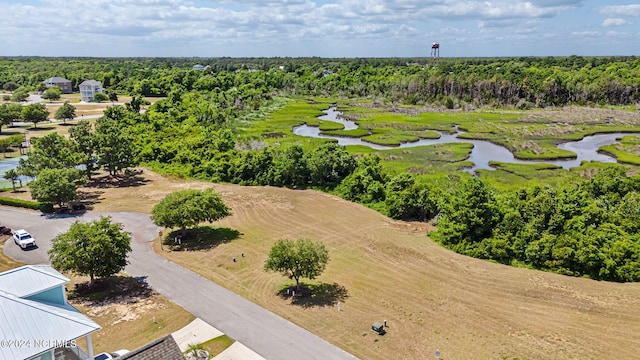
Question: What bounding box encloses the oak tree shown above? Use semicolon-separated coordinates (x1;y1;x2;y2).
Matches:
48;216;132;283
29;168;84;208
21;103;49;128
151;188;231;236
54;101;76;124
264;238;329;290
42;86;62;101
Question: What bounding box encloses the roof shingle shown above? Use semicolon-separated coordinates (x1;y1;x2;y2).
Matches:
119;335;184;360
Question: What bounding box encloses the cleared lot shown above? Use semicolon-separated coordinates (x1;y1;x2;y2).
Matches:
16;168;635;360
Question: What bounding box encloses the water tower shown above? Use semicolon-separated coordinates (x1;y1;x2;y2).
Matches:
431;42;440;60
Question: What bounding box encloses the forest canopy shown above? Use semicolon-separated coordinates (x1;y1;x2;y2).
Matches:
1;56;639;106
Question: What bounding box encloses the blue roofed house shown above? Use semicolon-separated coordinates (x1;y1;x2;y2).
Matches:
0;265;101;360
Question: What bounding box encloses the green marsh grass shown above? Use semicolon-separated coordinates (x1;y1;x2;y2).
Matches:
241;100;640;188
349;143;474;175
321;128;370;137
599;135;640;165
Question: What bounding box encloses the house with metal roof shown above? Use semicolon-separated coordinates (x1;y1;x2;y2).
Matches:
44;77;72;94
79;80;104;102
0;265;101;360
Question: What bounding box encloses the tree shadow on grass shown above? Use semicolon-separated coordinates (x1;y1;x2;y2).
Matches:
164;226;241;251
67;275;153;305
1;128;27;136
76;189;104;209
278;282;349;308
88;170;149;188
26;126;54;132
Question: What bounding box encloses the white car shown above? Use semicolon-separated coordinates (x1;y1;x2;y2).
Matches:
13;229;36;249
94;349;129;360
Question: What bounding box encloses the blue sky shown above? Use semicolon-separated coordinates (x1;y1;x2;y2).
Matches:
1;0;638;57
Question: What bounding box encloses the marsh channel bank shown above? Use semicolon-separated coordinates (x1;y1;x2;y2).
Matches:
293;107;635;173
0;108;634;178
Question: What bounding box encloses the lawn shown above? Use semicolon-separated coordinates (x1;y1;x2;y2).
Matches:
194;335;235;357
147;173;640;360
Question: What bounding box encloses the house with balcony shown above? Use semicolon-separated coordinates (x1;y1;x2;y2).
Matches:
0;265;101;360
44;77;72;94
79;80;104;102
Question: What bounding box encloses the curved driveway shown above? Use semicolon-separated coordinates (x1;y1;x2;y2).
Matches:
1;207;357;360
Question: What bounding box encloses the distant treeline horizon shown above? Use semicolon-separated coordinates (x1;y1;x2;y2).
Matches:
2;55;639;107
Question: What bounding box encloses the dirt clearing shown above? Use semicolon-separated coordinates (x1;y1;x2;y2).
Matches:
68;275;194;354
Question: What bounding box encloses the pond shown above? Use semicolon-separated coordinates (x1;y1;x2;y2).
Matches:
293;107;636;172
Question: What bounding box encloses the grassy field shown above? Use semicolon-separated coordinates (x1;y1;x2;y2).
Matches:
239;98;331;139
35;168;639;360
350;142;474;176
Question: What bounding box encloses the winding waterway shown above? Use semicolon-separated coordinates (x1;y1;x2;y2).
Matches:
0;108;635;178
293;107;637;172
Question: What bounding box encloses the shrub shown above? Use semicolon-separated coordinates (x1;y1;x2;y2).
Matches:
444;97;454;109
0;196;53;213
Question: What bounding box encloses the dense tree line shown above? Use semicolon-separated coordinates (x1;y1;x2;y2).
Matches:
433;168;640;282
148;140;358;189
1;56;639;107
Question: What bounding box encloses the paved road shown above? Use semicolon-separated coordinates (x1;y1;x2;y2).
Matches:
1;207;357;360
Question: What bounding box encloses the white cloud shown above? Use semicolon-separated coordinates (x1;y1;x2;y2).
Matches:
599;4;640;17
571;31;600;37
605;30;628;37
0;0;636;56
479;18;541;29
602;18;627;27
